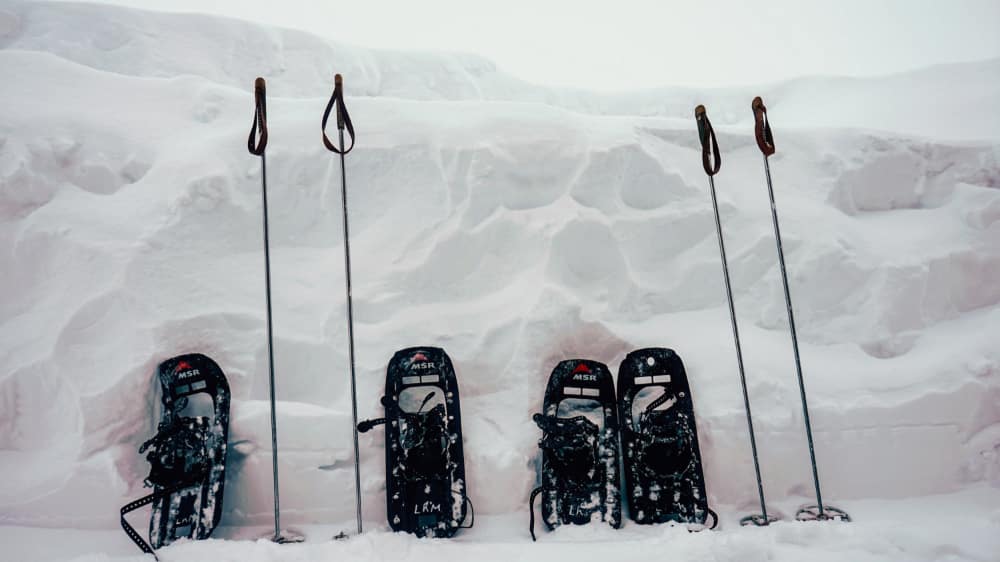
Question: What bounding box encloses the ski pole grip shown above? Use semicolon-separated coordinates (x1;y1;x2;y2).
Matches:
322;73;356;154
247;77;268;156
694;105;721;176
335;74;345;130
752;96;775;156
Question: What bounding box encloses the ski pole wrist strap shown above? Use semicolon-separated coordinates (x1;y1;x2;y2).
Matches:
752;96;775;156
694;105;721;176
322;73;356;154
248;77;268;156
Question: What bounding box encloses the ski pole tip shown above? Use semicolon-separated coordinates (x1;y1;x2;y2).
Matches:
335;73;343;87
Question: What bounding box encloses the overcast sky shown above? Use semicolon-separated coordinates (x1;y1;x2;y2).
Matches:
81;0;1000;91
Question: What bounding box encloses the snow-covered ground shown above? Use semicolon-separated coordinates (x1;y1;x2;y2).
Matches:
1;1;998;561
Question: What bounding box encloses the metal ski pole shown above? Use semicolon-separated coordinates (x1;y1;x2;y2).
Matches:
322;74;363;536
695;105;777;526
248;78;306;544
751;97;849;522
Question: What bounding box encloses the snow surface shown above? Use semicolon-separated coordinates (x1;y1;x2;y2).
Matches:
1;1;999;561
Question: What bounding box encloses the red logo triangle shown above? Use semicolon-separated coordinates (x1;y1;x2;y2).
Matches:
175;361;192;372
572;363;591;374
411;353;428;362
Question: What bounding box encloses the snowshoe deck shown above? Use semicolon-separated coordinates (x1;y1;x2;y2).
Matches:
358;347;471;537
121;353;230;556
617;348;715;527
530;359;621;540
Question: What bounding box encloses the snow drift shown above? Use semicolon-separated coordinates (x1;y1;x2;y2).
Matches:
0;1;999;559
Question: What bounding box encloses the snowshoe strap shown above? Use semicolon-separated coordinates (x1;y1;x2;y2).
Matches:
358;395;395;432
358;392;437;431
120;479;194;560
752;96;775;156
637;410;692;476
357;417;386;433
533;413;599;435
140;416;212;488
400;404;449;478
533;414;600;485
456;491;475;529
322;74;356;155
706;506;719;530
695;105;721;176
528;486;544;542
416;391;436;413
248;77;268;156
643;388;673;414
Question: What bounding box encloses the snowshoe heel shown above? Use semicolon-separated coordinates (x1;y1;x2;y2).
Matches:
530;359;621;540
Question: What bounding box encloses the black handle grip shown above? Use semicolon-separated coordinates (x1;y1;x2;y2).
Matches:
695;104;721;176
248;77;268;156
752;96;775;156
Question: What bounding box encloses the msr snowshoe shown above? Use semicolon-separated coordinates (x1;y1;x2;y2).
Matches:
617;348;716;528
121;353;231;557
529;359;621;540
358;347;472;537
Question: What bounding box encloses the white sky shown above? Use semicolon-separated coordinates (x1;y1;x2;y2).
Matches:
75;0;1000;91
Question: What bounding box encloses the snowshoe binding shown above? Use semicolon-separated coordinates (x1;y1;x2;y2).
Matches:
617;348;716;528
357;347;472;537
120;353;231;557
529;359;621;540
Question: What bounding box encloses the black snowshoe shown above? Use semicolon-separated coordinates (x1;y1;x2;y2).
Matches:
121;353;231;557
617;348;716;528
358;347;472;537
529;359;621;540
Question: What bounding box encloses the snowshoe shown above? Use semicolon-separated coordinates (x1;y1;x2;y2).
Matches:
120;353;231;557
529;359;621;540
357;347;472;537
617;348;716;528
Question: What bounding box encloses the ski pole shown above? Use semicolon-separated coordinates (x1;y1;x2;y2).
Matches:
322;73;363;535
695;105;776;526
751;96;849;522
248;78;305;544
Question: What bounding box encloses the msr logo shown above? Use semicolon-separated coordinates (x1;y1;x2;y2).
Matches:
409;353;435;370
173;361;200;379
571;363;595;381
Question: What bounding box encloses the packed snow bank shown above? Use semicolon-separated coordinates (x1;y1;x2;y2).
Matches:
1;1;999;558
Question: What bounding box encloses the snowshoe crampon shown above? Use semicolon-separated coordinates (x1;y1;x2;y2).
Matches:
121;354;231;556
529;359;621;540
618;348;716;528
358;347;472;537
